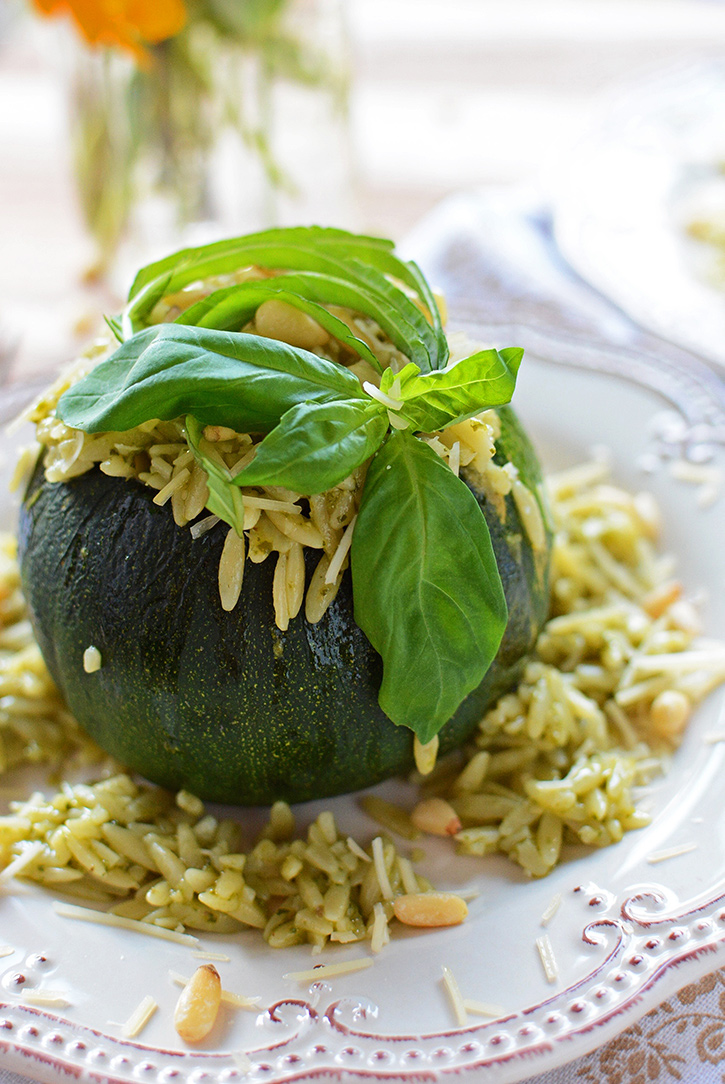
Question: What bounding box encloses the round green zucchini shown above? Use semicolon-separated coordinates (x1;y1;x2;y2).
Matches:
18;405;550;805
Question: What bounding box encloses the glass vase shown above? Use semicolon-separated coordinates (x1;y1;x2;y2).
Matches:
67;0;354;285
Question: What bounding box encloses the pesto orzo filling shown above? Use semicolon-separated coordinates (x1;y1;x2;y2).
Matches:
20;282;545;632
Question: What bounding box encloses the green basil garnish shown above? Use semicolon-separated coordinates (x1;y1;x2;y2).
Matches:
385;347;524;432
236;399;389;494
123;226;447;371
351;430;508;739
128;226;395;299
57;323;364;435
176;279;384;372
55;227;528;745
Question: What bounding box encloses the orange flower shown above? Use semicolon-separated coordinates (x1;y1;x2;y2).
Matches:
32;0;187;59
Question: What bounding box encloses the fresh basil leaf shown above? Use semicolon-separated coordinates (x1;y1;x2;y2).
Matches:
399;259;447;364
237;398;389;495
121;272;172;340
380;347;523;432
351;429;508;742
124;228;447;369
104;315;124;344
128;226;396;300
125;242;363;332
57;323;365;434
342;259;445;372
126;233;399;331
185;415;245;536
176;278;382;372
176;267;442;371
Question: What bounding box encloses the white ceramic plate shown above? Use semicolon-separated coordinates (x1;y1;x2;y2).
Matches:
1;333;725;1084
553;61;725;368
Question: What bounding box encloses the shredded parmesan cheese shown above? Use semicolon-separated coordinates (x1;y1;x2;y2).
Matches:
441;965;468;1026
397;856;419;895
232;1051;253;1073
540;893;562;927
629;649;725;676
122;995;158;1038
669;459;722;488
324;515;357;585
220;991;263;1010
0;946;14;958
463;998;505;1018
192;950;231;962
370;901;390;954
241;495;302;514
190;514;219;539
646;843;698;864
153;467;190;506
282;957;374;982
371;836;394;900
53;901;199;945
536;934;558;983
20;991;72;1008
346;837;371;862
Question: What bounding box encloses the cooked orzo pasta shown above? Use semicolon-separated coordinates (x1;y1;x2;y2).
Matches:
1;455;724;944
420;458;725;877
19;338;536;633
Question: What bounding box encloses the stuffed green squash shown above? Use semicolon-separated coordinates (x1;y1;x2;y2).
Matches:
18;227;551;804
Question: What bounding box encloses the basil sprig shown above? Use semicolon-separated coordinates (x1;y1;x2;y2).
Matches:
55;227;529;743
237;348;521;494
122;226;447;372
351;430;508;742
58;324;365;434
381;349;524;432
237;399;390;494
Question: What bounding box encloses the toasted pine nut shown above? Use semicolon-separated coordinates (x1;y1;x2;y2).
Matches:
650;689;691;739
255;299;329;350
393;892;468;928
411;797;461;837
174;964;222;1043
642;580;682;619
203;425;237;442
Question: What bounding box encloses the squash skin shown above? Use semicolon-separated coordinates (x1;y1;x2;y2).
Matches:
18;406;550;805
